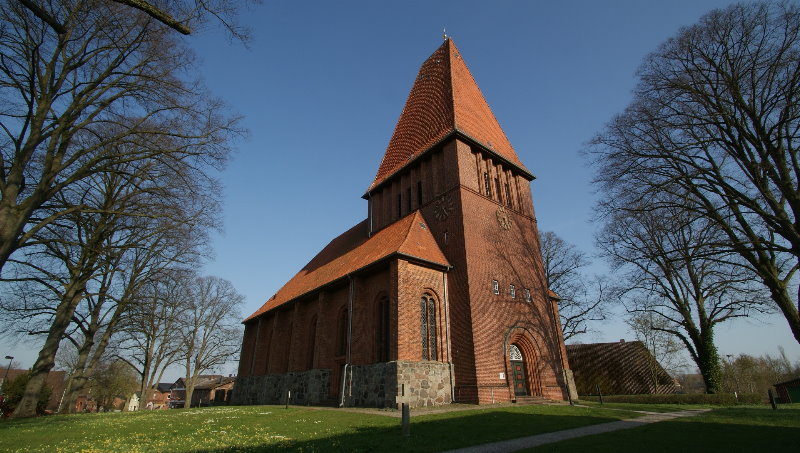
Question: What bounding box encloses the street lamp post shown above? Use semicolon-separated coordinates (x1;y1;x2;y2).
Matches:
2;356;13;396
726;354;739;401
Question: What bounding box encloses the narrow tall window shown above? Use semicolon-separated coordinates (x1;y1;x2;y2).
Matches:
492;280;500;295
495;177;502;204
420;295;438;360
337;307;348;356
484;172;492;198
505;183;513;208
524;288;532;303
397;193;402;218
428;299;437;359
407;187;412;211
510;284;516;299
420;298;428;359
376;297;390;362
417;181;423;206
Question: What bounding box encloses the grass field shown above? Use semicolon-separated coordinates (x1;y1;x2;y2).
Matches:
0;404;641;452
530;404;800;453
1;403;796;452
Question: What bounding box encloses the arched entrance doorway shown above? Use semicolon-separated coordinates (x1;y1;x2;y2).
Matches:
509;344;528;396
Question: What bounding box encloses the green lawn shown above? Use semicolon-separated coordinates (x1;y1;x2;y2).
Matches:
0;404;641;452
4;403;795;452
574;401;719;413
528;405;800;452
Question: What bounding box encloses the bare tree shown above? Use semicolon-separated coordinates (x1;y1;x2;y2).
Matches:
116;270;189;408
627;312;688;384
1;0;245;418
721;348;800;397
597;203;769;393
17;0;255;38
179;275;243;408
588;2;800;343
0;0;240;276
3;142;215;417
59;222;202;414
540;231;607;340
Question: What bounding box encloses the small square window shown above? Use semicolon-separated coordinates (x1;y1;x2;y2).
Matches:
510;284;516;299
492;280;499;295
524;289;531;303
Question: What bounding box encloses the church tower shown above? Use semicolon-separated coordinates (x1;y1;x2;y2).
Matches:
234;39;574;408
364;38;573;403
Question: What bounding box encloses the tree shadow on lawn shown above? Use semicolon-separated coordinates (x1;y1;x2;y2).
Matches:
195;409;627;453
528;407;800;452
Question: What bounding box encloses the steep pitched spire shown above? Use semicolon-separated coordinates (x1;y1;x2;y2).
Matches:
368;39;530;192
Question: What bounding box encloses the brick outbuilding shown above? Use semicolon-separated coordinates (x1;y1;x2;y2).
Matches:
234;38;575;408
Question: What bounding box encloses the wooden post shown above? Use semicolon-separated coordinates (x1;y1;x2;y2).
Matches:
285;390;291;409
768;389;777;410
596;384;603;405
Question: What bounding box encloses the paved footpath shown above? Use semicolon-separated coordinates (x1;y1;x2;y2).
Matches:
442;408;711;453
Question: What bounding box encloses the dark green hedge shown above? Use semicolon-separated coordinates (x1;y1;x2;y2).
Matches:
578;393;762;405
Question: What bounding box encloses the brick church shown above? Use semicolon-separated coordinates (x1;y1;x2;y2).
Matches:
233;38;576;408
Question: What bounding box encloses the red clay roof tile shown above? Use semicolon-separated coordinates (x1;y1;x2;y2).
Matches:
368;39;529;192
245;211;448;321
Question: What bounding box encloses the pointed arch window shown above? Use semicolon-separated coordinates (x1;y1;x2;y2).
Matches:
420;294;438;360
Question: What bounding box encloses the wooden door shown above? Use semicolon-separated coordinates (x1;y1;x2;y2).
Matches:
511;360;528;396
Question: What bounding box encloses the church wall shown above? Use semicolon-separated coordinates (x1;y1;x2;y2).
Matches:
231;369;331;406
415;138;479;401
267;308;293;374
369;146;450;234
407;136;567;404
253;313;275;376
316;283;349;398
238;321;257;377
349;267;392;365
456;161;569;402
342;360;452;408
395;259;448;362
287;297;318;372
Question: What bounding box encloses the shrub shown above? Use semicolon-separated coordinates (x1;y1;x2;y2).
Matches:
0;372;53;417
578;393;761;405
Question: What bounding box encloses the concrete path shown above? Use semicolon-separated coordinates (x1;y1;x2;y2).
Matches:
442;409;711;453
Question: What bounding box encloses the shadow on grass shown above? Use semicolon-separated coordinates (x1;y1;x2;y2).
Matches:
528;407;800;452
194;410;625;453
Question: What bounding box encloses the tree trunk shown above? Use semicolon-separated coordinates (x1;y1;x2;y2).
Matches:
769;278;800;344
0;199;28;275
183;382;195;409
695;331;722;394
12;286;85;418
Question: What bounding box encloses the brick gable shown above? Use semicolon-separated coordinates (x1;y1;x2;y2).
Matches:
245;211;448;321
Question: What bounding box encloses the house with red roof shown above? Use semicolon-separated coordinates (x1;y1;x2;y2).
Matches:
233;38;575;408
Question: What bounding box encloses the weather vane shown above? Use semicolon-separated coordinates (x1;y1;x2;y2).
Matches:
443;28;448;40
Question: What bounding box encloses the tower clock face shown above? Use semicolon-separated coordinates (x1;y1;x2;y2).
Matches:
434;195;454;221
496;206;513;230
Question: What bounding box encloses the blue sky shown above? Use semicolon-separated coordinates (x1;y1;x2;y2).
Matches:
4;1;799;375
